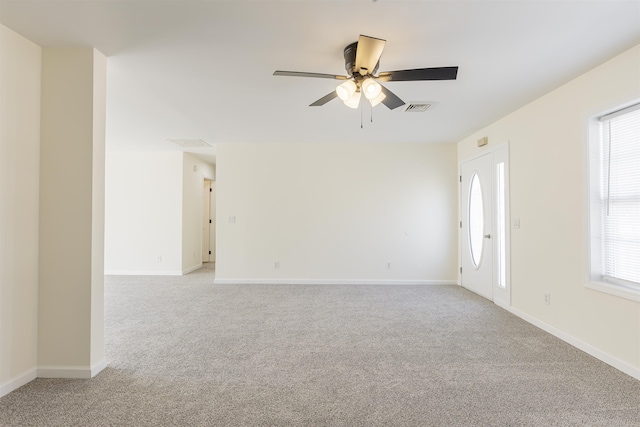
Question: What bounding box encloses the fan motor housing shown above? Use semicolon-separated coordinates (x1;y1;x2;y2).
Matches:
344;41;379;77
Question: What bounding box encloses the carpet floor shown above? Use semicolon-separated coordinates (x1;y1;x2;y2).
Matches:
1;264;639;426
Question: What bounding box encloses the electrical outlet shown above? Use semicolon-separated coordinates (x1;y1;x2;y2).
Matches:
157;255;162;263
544;292;551;306
386;262;392;269
274;261;280;269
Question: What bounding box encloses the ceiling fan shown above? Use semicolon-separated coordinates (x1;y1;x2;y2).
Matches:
274;35;458;110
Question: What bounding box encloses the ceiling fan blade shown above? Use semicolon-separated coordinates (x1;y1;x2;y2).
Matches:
355;35;386;76
377;66;458;82
274;70;348;80
309;91;338;107
379;84;405;110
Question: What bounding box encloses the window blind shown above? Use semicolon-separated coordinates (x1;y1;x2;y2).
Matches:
599;104;640;288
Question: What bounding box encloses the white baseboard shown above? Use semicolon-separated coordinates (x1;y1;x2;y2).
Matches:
105;270;182;276
494;298;511;311
182;263;202;275
37;366;91;379
37;359;108;379
509;307;640;381
91;358;108;377
0;368;37;398
213;278;458;286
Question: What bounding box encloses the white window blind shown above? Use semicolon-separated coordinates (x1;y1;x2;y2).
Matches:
598;104;640;288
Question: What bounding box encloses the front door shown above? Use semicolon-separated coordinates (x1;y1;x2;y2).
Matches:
460;153;494;300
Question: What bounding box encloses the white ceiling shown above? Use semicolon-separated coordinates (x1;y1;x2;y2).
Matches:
2;1;639;164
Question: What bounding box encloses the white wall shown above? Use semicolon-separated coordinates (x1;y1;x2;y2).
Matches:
215;142;458;284
38;47;107;376
457;44;640;377
182;153;215;274
0;24;41;396
105;151;183;275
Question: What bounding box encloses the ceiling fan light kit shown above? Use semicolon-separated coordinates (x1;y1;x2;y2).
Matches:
362;78;382;100
336;80;357;101
369;91;386;107
343;91;361;109
273;34;459;114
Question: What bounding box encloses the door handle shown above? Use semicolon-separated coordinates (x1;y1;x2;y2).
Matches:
484;234;491;239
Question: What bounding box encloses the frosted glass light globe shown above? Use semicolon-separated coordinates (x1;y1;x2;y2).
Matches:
362;78;382;100
336;80;357;101
343;91;361;109
369;91;386;107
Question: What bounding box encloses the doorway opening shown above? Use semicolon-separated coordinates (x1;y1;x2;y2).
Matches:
202;179;216;267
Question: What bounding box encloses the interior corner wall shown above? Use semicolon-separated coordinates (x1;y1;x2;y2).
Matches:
104;151;184;275
215;142;458;284
457;44;640;377
181;153;215;274
38;47;107;376
0;24;41;396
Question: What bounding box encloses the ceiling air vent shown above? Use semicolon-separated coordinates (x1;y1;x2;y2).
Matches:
404;103;431;112
167;139;212;148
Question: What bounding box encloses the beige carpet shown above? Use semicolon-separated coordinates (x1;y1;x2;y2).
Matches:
1;264;639;426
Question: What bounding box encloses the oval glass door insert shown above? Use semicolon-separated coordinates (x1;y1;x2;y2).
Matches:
468;172;484;267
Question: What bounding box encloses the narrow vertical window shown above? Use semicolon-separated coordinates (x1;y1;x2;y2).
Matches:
468;172;484;267
496;162;506;288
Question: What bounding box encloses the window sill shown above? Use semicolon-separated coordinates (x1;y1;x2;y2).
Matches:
585;281;640;302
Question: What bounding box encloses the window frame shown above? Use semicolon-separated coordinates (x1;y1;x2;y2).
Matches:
586;101;640;302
